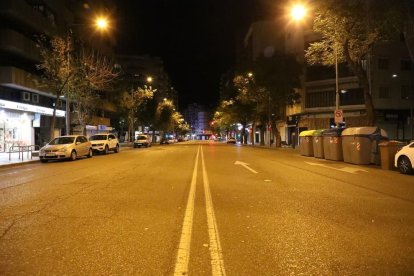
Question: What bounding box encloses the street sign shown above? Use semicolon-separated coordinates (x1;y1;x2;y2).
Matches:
334;109;343;124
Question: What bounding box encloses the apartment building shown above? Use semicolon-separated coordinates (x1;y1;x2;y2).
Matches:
183;103;210;139
286;25;414;142
0;0;117;150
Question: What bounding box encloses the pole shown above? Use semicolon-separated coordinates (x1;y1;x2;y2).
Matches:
65;31;71;136
411;89;413;140
335;45;340;127
335;47;339;111
268;95;271;146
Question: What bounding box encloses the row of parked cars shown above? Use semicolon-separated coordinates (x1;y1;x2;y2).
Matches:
38;134;120;163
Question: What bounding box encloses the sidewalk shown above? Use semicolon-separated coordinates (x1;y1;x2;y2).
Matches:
0;151;39;168
0;143;135;169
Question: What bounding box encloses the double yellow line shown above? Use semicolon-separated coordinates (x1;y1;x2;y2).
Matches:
174;146;226;276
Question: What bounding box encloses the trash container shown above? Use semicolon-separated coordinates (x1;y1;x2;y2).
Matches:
341;127;388;165
299;130;317;156
379;140;406;170
322;128;345;161
312;129;326;158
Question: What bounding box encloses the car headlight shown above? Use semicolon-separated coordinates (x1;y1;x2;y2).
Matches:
59;147;68;152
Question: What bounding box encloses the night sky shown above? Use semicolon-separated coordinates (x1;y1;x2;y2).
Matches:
115;0;277;110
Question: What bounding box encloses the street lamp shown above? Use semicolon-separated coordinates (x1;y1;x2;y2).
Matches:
290;4;307;21
64;16;112;135
290;4;341;126
147;76;153;83
95;17;109;31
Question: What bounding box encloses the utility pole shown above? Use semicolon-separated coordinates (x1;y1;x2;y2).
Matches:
65;32;71;136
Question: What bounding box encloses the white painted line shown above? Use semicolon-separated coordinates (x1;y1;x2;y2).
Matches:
174;146;200;276
234;161;258;174
201;147;226;276
305;161;369;174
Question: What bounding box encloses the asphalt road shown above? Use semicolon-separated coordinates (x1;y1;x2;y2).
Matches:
0;141;413;275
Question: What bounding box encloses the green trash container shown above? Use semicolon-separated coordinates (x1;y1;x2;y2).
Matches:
299;130;317;156
322;128;345;161
341;127;388;165
312;129;326;158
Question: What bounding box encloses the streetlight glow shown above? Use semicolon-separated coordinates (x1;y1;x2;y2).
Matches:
291;4;307;21
95;17;109;30
147;76;153;83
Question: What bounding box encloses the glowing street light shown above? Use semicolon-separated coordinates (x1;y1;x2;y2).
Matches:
291;4;307;21
95;17;109;30
147;76;153;83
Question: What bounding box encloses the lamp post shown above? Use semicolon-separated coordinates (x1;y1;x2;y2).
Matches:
65;16;110;135
290;4;342;127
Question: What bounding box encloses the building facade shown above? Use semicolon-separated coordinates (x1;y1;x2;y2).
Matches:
183;103;211;139
0;0;117;150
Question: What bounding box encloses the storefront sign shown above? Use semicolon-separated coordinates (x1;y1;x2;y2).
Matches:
0;99;65;117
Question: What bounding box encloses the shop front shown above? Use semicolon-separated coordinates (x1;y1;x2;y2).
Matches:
0;99;65;152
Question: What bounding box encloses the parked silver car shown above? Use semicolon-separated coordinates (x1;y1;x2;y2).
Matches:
39;135;93;163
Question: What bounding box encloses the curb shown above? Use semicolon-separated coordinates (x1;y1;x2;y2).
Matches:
0;159;40;169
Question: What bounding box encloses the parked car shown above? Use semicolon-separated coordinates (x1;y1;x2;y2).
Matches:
395;141;414;174
160;138;170;144
89;134;119;154
39;135;92;162
227;137;237;144
134;134;151;148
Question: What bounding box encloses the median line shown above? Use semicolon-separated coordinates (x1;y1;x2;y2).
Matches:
201;146;226;276
174;145;200;276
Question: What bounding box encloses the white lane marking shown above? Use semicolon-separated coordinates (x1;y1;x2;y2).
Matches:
201;147;226;276
305;161;369;174
234;161;258;174
174;146;200;276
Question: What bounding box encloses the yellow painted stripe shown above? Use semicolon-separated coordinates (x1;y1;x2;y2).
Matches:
174;146;200;276
201;146;226;276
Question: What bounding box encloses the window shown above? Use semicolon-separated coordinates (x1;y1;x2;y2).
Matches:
77;136;87;143
379;87;390;99
378;58;389;70
32;93;39;103
22;92;30;101
401;85;412;99
400;59;411;71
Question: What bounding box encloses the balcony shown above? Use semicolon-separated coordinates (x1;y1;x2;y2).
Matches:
0;0;57;35
0;28;40;63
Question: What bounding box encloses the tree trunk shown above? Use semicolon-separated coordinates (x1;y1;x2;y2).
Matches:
344;40;375;126
251;122;255;145
49;95;59;140
152;129;156;143
272;121;282;148
259;126;265;146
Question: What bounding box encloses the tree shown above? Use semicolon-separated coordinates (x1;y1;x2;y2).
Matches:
155;99;176;136
305;0;401;126
37;35;119;138
212;100;239;138
36;34;74;140
253;53;301;146
119;85;155;141
71;47;119;134
233;74;267;144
